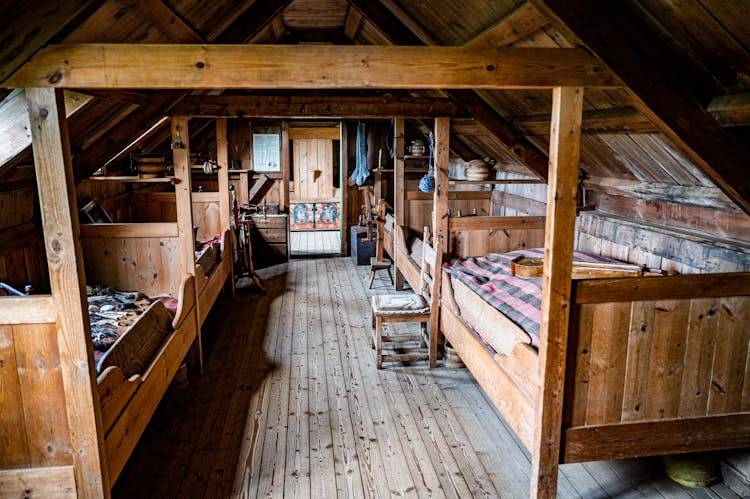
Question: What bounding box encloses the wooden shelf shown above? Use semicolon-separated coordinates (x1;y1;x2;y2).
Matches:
402;155;430;159
373;168;427;174
85;176;180;184
448;179;546;185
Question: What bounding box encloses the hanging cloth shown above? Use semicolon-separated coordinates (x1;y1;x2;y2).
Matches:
353;121;370;186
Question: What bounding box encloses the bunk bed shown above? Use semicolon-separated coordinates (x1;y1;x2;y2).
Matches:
79;222;198;482
437;213;750;492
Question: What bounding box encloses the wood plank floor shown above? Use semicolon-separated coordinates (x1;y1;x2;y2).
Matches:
290;230;341;256
114;257;740;498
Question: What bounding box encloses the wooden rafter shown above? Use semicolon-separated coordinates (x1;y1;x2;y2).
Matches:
0;0;105;82
2;44;616;90
348;0;552;179
530;0;750;215
131;0;205;43
344;6;364;40
212;0;295;44
169;94;465;118
466;2;548;48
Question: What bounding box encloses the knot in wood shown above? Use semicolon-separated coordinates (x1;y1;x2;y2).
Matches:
48;71;63;84
195;61;205;69
50;238;63;253
38;108;49;119
486;64;495;71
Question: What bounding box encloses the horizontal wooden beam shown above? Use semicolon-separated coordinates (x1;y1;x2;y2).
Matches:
582;176;738;212
169;94;465;118
0;465;76;497
3;44;619;90
563;414;750;463
0;296;56;324
573;272;750;304
406;191;493;201
79;222;179;238
448;215;546;231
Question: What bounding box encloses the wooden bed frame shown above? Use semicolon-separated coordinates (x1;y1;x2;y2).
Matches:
79;222;199;482
195;227;233;326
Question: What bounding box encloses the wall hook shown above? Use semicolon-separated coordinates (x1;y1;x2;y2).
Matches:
172;126;185;149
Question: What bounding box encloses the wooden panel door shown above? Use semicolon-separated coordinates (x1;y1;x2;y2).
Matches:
292;139;334;201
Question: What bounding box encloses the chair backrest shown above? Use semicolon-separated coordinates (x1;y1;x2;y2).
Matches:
375;199;387;261
418;226;441;306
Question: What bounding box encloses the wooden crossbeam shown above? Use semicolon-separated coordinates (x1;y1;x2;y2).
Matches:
531;0;750;215
2;44;618;90
169;94;465;118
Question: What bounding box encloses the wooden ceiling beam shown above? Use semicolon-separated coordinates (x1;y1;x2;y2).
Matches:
130;0;205;43
348;0;552;179
0;0;105;83
169;94;465;118
465;2;548;48
3;44;617;90
211;0;295;44
344;7;364;41
531;0;750;215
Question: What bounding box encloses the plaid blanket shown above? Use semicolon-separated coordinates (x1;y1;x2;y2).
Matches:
443;248;613;347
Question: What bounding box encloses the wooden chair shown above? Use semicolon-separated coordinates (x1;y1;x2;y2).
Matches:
370;226;441;369
369;199;393;288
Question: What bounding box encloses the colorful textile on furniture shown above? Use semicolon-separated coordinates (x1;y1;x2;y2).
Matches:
443;248;614;347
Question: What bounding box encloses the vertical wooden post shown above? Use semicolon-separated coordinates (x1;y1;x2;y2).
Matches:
530;86;584;499
339;120;348;255
393;117;405;290
281;119;290;214
27;88;109;498
430;117;450;367
216;118;235;295
172;116;201;370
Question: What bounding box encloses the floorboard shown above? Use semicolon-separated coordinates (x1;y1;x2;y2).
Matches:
113;257;739;498
290;231;341;256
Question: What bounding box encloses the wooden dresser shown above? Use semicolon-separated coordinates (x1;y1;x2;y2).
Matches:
249;214;289;267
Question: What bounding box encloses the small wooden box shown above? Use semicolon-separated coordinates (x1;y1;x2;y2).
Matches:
350;226;376;266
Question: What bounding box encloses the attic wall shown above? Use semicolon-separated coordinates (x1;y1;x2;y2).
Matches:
489;172;750;274
0;183;49;292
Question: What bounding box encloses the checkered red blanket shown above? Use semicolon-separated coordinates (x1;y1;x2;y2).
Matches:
443;248;613;347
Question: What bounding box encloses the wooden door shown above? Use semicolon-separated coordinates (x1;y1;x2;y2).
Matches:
292;138;334;201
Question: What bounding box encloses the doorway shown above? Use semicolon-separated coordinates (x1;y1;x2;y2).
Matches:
288;123;342;256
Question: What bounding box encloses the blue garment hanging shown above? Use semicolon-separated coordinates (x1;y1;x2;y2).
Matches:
353;121;369;186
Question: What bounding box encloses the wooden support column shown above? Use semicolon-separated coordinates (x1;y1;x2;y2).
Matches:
27;88;109;498
339;120;348;255
216;118;235;295
530;87;583;499
430;117;450;367
281;120;290;214
393;117;406;290
172;116;201;370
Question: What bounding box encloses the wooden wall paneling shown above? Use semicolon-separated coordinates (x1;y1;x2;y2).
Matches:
708;297;750;414
0;324;30;468
620;301;656;423
339;120;346;255
394;117;405;290
582;302;630;425
530;86;583;499
0;465;76;498
565;304;594;428
679;298;721;417
27;87;108;497
13;323;73;466
192;200;222;241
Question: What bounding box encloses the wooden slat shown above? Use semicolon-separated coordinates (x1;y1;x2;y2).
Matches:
406;191;493;201
449;215;546;231
619;301;655;422
343;6;364;40
679;298;721;417
27;87;108;497
130;0;205;43
0;296;55;324
583;302;630;425
574;273;750;304
708;297;750;414
530;86;583;499
393;118;405;291
4;45;619;90
211;0;295;44
79;222;178;238
562;414;750;463
0;465;76;498
0;325;30;468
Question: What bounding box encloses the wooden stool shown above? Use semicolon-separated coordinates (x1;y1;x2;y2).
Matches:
369;257;393;288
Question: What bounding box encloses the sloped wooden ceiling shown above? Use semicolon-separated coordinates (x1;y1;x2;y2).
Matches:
1;0;749;217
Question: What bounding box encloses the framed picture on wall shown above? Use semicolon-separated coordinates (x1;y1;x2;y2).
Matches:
252;133;281;172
